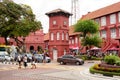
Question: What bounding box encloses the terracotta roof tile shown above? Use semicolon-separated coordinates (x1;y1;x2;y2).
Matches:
69;26;81;36
81;2;120;20
45;8;72;16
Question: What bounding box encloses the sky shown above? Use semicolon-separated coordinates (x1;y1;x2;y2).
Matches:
13;0;120;33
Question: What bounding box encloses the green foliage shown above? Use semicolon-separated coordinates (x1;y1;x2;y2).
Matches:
76;55;102;60
116;61;120;66
89;64;120;76
0;0;42;45
74;19;101;48
81;35;102;47
74;20;99;37
104;55;120;65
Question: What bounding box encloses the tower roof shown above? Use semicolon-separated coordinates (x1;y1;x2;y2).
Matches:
45;8;72;17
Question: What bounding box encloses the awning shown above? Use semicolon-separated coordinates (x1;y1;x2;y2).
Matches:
69;46;79;49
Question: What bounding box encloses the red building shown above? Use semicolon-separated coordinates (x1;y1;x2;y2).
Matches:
81;2;120;53
45;9;72;59
0;29;45;53
1;2;120;58
25;29;45;52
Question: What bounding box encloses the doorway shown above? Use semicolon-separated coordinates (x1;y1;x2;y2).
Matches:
53;49;58;60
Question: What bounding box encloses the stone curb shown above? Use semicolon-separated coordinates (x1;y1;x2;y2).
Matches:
81;69;120;80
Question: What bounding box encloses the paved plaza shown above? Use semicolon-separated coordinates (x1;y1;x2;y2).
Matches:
0;61;120;80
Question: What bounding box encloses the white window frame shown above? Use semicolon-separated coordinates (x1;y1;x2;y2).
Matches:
118;12;120;23
101;16;106;26
75;37;78;43
110;28;116;38
51;33;54;41
110;14;116;24
119;28;120;37
95;18;100;25
62;32;64;40
72;39;74;44
57;32;60;40
66;33;69;40
101;30;106;38
69;40;71;44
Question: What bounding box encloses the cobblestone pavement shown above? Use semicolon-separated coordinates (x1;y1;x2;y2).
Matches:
0;61;120;80
0;62;83;80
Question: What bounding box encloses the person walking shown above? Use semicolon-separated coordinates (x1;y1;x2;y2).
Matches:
17;55;22;69
42;52;46;64
31;54;36;69
23;55;28;68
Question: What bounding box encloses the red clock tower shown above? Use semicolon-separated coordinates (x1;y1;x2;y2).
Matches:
46;9;72;60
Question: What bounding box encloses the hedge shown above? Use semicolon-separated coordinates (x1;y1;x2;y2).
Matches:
89;64;120;76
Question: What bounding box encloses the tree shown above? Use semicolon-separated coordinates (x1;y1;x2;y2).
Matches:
0;0;42;46
74;20;102;50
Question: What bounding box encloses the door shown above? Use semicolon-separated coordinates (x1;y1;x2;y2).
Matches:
53;49;58;60
64;49;66;55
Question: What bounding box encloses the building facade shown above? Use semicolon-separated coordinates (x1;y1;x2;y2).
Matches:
81;2;120;54
0;29;45;53
45;9;72;59
1;2;120;58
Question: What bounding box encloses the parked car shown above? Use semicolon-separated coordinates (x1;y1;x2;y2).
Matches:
34;54;51;63
26;53;32;62
34;54;43;63
45;56;51;63
57;55;84;65
0;54;5;62
5;55;12;61
0;54;12;63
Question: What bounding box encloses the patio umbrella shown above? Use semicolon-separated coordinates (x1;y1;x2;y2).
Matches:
90;47;101;50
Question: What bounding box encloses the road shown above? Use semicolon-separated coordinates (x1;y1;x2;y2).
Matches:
0;61;119;80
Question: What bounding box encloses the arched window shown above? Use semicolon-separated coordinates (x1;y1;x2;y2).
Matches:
101;16;106;26
62;32;64;40
75;37;78;43
51;33;54;41
110;14;116;24
57;32;60;40
66;33;69;40
118;12;120;22
72;39;74;44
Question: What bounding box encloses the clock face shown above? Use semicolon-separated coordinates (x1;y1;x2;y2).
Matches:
53;20;56;25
